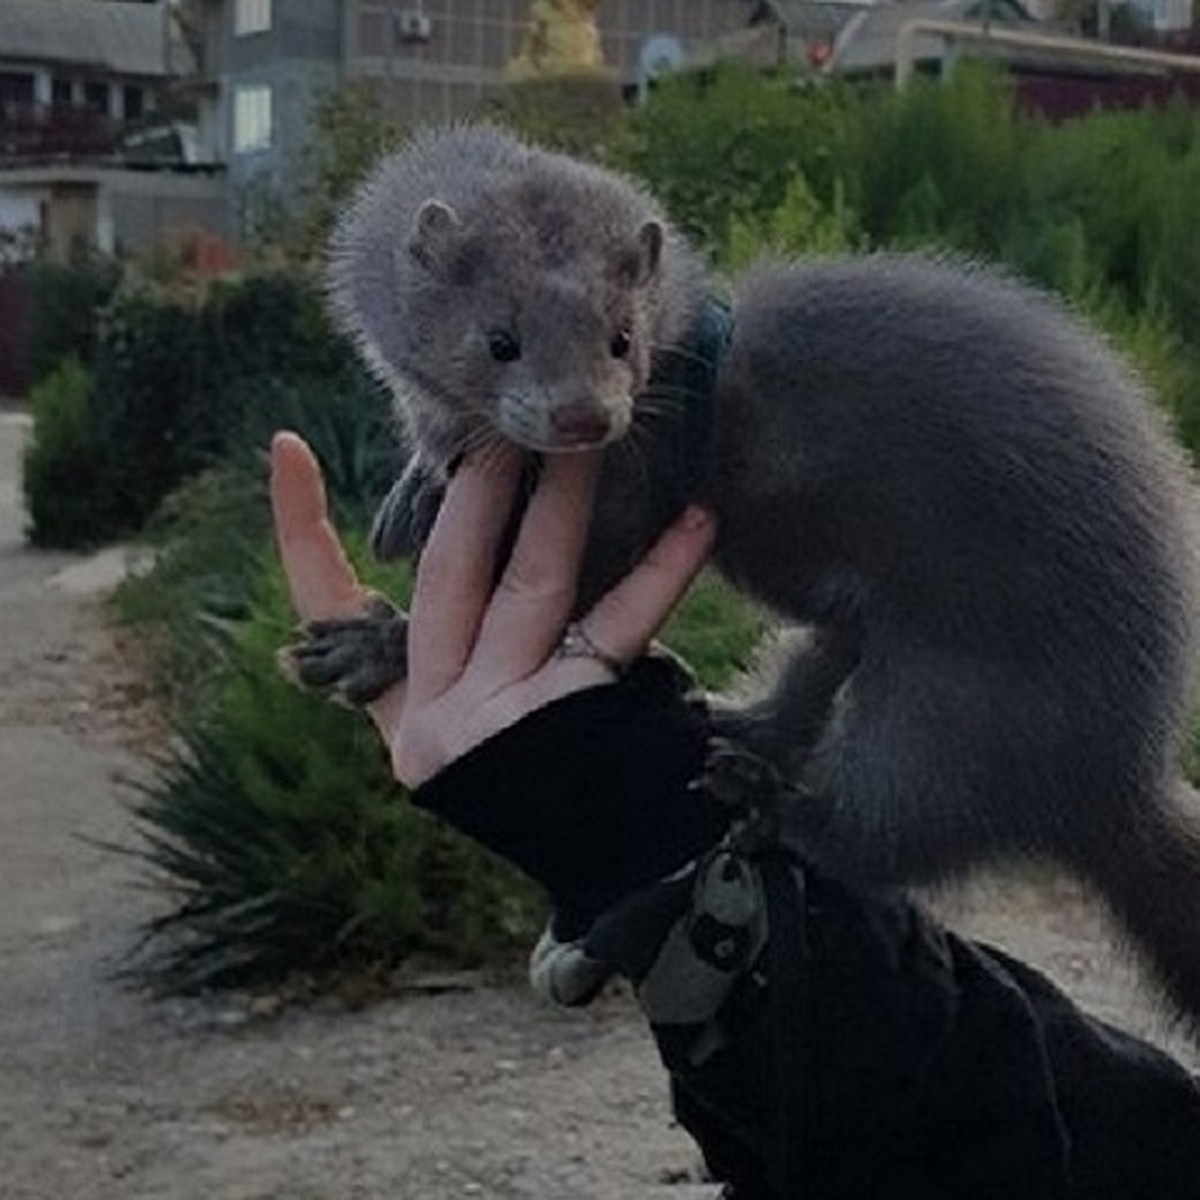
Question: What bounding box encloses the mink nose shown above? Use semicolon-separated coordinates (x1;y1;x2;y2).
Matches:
550;405;612;445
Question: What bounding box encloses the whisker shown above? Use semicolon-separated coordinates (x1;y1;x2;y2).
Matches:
639;381;705;403
649;342;714;369
635;397;692;423
452;422;503;466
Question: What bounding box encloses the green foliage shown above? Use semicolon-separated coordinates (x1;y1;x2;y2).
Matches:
230;366;397;530
125;545;543;994
619;65;859;256
24;270;367;547
624;62;1200;453
21;358;110;547
725;174;861;271
660;573;768;692
845;66;1027;254
111;366;394;717
291;83;406;261
110;462;270;716
26;256;122;386
1006;102;1200;332
495;77;627;161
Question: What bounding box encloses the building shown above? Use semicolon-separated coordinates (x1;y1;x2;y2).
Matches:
824;0;1036;77
185;0;762;227
0;0;225;261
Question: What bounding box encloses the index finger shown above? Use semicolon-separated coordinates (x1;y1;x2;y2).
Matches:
406;444;524;703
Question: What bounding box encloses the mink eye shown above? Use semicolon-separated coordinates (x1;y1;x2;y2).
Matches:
488;330;521;363
610;327;632;359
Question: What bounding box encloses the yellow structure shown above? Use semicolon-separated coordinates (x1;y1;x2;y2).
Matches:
507;0;611;81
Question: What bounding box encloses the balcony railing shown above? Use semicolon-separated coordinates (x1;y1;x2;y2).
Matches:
0;102;127;164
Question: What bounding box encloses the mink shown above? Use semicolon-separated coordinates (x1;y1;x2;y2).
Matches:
288;124;1200;1027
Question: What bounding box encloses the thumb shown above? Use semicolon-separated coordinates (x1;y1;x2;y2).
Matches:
271;431;367;622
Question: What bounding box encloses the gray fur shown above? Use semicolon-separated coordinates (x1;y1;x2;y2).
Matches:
319;125;1200;1025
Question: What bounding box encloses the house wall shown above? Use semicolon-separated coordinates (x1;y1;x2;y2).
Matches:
221;0;343;213
110;188;228;254
202;0;757;232
0;166;227;261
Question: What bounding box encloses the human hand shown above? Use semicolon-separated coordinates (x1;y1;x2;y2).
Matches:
270;432;716;789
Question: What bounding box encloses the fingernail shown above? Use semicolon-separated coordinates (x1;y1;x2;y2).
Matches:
682;505;714;530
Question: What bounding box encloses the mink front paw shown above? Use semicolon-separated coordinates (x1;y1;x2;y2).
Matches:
278;591;409;707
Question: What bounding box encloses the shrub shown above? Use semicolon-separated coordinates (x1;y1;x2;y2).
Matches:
619;64;859;256
111;364;396;717
24;269;365;547
287;82;406;262
124;546;765;995
845;66;1027;255
125;544;545;994
26;255;122;386
110;462;270;716
21;358;113;547
725;173;862;271
494;76;627;161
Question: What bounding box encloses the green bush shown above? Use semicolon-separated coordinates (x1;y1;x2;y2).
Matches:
24;269;368;547
111;366;395;717
21;358;113;547
110;462;269;716
619;65;860;256
125;544;545;994
725;173;861;271
623;63;1200;450
26;256;121;386
92;273;348;534
845;66;1027;254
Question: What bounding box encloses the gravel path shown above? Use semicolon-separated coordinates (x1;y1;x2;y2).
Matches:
0;410;1194;1200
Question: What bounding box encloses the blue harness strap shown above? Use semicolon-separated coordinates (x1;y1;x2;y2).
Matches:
643;295;734;493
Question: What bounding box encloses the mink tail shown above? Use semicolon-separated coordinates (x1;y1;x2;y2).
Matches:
1078;782;1200;1031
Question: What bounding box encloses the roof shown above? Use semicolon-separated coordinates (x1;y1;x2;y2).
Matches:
749;1;898;41
0;0;185;78
827;0;1035;73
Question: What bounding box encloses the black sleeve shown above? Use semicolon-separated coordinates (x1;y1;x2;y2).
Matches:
412;657;1200;1200
412;656;729;936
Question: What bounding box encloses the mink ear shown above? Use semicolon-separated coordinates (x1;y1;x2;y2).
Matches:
633;220;664;286
409;199;461;275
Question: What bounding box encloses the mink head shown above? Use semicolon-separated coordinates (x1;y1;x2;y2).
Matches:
327;129;699;465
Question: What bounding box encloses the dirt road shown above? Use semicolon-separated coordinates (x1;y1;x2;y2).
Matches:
0;410;1194;1200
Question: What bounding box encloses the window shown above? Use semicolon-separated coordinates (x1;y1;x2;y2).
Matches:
234;0;272;36
84;81;109;115
123;85;144;122
0;71;35;103
51;77;73;108
233;84;272;152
